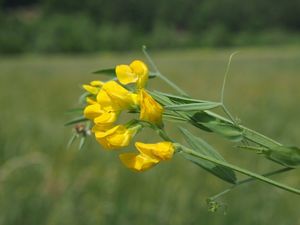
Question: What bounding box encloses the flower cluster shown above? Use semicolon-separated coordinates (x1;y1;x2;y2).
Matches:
82;60;174;171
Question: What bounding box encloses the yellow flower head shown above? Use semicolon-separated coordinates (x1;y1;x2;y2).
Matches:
119;141;174;172
83;103;118;126
97;81;138;110
94;125;140;150
139;89;164;126
116;60;149;89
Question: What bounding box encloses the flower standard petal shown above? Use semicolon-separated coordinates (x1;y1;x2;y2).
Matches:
130;60;149;89
116;65;138;85
101;81;138;109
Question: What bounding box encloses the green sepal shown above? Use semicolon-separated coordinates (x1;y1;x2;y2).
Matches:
266;146;300;167
179;127;237;184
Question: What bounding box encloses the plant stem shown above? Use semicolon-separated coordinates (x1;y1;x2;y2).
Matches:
142;46;189;96
209;167;293;200
178;144;300;195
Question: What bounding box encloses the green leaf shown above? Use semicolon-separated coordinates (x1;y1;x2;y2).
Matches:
79;137;86;150
191;112;243;142
64;116;88;126
65;108;84;114
179;127;237;184
67;133;78;148
165;102;221;111
93;68;115;76
153;91;208;104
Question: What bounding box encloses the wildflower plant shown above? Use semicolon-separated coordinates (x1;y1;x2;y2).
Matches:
66;46;300;210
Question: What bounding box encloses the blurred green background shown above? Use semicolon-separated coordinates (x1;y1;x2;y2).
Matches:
1;0;300;225
1;47;300;224
1;0;300;53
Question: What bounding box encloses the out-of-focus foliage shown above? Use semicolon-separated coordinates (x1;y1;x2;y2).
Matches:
1;0;300;53
0;47;300;224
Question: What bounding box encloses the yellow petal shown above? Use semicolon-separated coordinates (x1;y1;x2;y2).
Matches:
83;103;102;119
119;153;158;172
102;81;138;109
90;80;104;87
92;124;113;133
86;97;97;105
82;84;99;95
135;142;174;161
116;65;138;85
139;89;164;125
94;111;118;125
96;89;117;110
130;60;149;88
95;125;121;138
94;125;135;150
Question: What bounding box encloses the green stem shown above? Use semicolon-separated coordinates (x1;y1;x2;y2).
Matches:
178;144;300;195
205;110;282;148
210;167;293;200
142;46;188;96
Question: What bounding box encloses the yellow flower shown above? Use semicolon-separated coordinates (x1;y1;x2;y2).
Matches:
119;141;174;172
119;153;159;172
139;89;164;126
94;125;140;150
135;142;174;161
97;81;138;110
115;60;149;89
82;80;104;95
83;103;118;126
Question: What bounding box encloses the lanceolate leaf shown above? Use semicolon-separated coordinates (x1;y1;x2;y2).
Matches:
165;102;221;111
64;116;88;126
179;127;237;184
93;68;115;76
191;111;243;142
153;91;208;104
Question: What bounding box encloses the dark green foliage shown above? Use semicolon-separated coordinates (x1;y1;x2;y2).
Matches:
1;0;300;53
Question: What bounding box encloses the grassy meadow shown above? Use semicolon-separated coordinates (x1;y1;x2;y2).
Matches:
0;46;300;225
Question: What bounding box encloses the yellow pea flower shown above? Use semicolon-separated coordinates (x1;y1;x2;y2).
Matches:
135;142;174;161
83;103;118;125
119;153;159;172
98;81;138;110
119;141;174;172
115;60;149;89
139;89;164;126
94;125;140;150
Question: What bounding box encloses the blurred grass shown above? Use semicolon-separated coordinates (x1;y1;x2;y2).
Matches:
0;46;300;225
